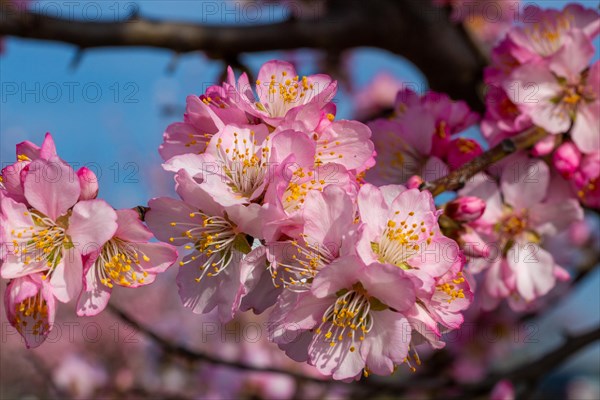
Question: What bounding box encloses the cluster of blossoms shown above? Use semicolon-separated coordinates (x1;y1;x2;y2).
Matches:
0;134;178;348
483;3;599;207
458;156;583;310
1;3;596;388
364;3;594;314
145;60;472;379
367;88;481;185
442;4;597;312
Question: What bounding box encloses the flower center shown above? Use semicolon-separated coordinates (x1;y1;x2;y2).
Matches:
436;272;466;303
577;177;598;201
282;167;327;212
436;120;447;139
215;131;270;199
170;212;239;281
13;291;50;337
379;137;425;182
501;213;528;237
315;283;376;351
495;210;539;253
500;97;520;118
10;210;68;274
374;211;433;268
457;138;477;153
97;238;151;288
525;13;574;56
255;71;315;117
270;236;336;291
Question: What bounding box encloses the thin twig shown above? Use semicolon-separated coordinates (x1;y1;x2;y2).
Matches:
450;325;600;398
421;127;549;196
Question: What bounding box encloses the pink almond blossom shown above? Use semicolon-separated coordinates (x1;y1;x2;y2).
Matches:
270;256;416;380
506;39;599;154
260;161;357;242
366;89;478;185
461;157;583;310
240;184;359;314
356;184;461;285
572;151;600;208
77;209;178;316
1;157;118;303
159;91;247;162
4;272;56;348
353;184;471;349
507;4;600;63
145;172;264;323
227;60;337;126
446;138;484;170
164;124;315;208
270;186;356;288
0;132;57;203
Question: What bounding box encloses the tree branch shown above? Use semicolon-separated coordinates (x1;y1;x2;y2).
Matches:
106;303;448;393
106;303;330;384
107;302;599;398
454;325;600;398
0;0;486;110
421;127;549;196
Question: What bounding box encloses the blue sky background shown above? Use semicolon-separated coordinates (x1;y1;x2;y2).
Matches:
0;0;598;377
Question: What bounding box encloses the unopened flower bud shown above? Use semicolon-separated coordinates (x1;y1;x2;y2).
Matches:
531;135;557;157
553;142;581;178
445;196;486;223
491;380;515;400
77;167;99;200
407;175;423;189
572;152;600;208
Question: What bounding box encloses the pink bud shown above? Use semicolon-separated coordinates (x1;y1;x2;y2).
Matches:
531;134;557;157
553;142;581;178
491;380;515;400
77;167;99;200
572;152;599;208
446;138;483;170
407;175;423;189
445;196;486;222
554;265;571;282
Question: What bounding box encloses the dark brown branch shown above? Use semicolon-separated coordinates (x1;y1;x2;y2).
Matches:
422;127;549;196
106;303;446;393
106;303;329;384
504;325;600;385
0;0;486;110
452;325;600;398
108;302;600;398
